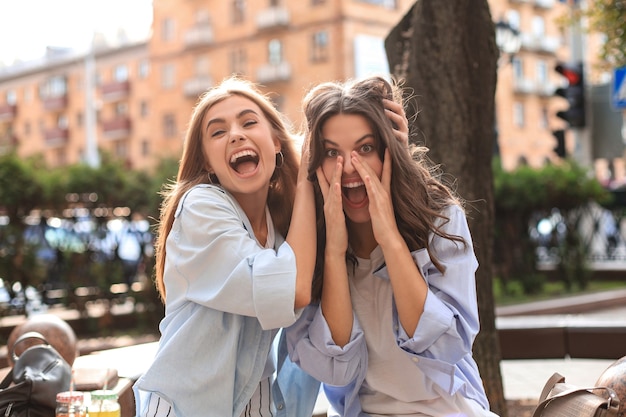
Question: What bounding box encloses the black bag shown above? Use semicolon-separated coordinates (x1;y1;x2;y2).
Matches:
0;331;72;417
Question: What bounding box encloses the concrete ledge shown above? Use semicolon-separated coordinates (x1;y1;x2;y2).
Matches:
496;288;626;317
498;325;626;360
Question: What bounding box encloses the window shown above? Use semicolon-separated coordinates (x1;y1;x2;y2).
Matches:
311;31;329;62
76;112;83;127
115;141;128;159
161;64;175;89
6;90;16;105
40;76;67;99
531;16;545;38
138;59;150;79
229;48;247;75
24;121;30;136
57;115;68;129
272;96;285;113
115;102;128;116
162;18;175;42
140;101;149;118
513;102;525;128
536;60;548;84
232;0;245;24
195;9;211;24
141;139;150;156
355;0;396;9
268;39;282;65
512;57;523;81
312;0;325;4
163;113;177;138
114;65;129;82
194;56;210;76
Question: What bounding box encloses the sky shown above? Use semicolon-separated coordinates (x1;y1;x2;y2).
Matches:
0;0;153;64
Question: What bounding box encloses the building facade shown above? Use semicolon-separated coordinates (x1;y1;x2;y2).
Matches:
0;0;611;174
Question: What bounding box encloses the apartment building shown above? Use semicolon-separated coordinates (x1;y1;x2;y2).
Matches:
0;0;598;173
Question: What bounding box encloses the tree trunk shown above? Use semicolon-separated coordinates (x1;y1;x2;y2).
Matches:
385;1;507;416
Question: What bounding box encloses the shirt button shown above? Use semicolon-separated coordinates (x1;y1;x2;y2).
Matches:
277;403;284;410
412;357;419;363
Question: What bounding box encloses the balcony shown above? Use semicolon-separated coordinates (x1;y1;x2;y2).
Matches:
44;127;69;147
183;76;214;98
513;78;536;95
0;104;17;121
101;81;131;102
43;95;68;111
256;62;291;84
102;116;131;139
184;24;214;49
534;0;555;9
536;82;556;97
521;33;560;54
256;7;290;31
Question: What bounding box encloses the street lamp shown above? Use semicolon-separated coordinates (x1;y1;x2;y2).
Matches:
495;19;521;66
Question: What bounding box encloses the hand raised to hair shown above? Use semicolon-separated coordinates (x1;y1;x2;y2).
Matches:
350;149;398;248
297;136;312;184
316;158;348;256
383;99;409;148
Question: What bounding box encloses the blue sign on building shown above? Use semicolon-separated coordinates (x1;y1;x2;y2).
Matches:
613;66;626;110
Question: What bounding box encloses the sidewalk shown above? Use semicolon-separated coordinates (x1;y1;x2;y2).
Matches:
497;291;626;402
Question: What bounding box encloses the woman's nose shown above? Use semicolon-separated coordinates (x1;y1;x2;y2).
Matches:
229;128;246;143
342;154;355;174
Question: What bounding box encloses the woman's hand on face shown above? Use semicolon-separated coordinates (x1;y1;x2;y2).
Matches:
316;158;348;255
351;150;398;247
383;99;409;148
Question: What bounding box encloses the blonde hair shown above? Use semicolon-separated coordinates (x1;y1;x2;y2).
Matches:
154;77;299;300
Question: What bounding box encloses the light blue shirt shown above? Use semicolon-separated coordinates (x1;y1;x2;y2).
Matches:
285;205;490;417
133;184;319;417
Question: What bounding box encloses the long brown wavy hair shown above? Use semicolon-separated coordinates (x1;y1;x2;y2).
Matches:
154;77;300;301
303;76;467;302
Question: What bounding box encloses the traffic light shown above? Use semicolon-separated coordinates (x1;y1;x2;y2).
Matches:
552;129;566;158
554;61;585;128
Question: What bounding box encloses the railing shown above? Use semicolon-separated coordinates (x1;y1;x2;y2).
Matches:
532;191;626;270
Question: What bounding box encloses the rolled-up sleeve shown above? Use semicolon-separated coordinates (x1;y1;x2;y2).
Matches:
168;186;298;329
378;205;480;365
285;305;367;386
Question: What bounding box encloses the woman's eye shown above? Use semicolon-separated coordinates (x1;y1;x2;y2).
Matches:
243;119;258;127
325;149;338;158
210;129;225;138
360;144;374;153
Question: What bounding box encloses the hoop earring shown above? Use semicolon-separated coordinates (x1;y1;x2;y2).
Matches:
207;172;217;184
275;151;284;168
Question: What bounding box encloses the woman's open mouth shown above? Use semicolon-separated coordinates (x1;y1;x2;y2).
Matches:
342;180;368;206
230;149;259;175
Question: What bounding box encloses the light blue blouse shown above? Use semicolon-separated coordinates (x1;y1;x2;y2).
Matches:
133;184;319;417
285;205;490;417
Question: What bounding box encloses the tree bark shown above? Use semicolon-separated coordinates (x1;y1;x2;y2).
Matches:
385;1;507;416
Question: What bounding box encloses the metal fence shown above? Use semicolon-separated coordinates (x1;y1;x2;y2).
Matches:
532;191;626;271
